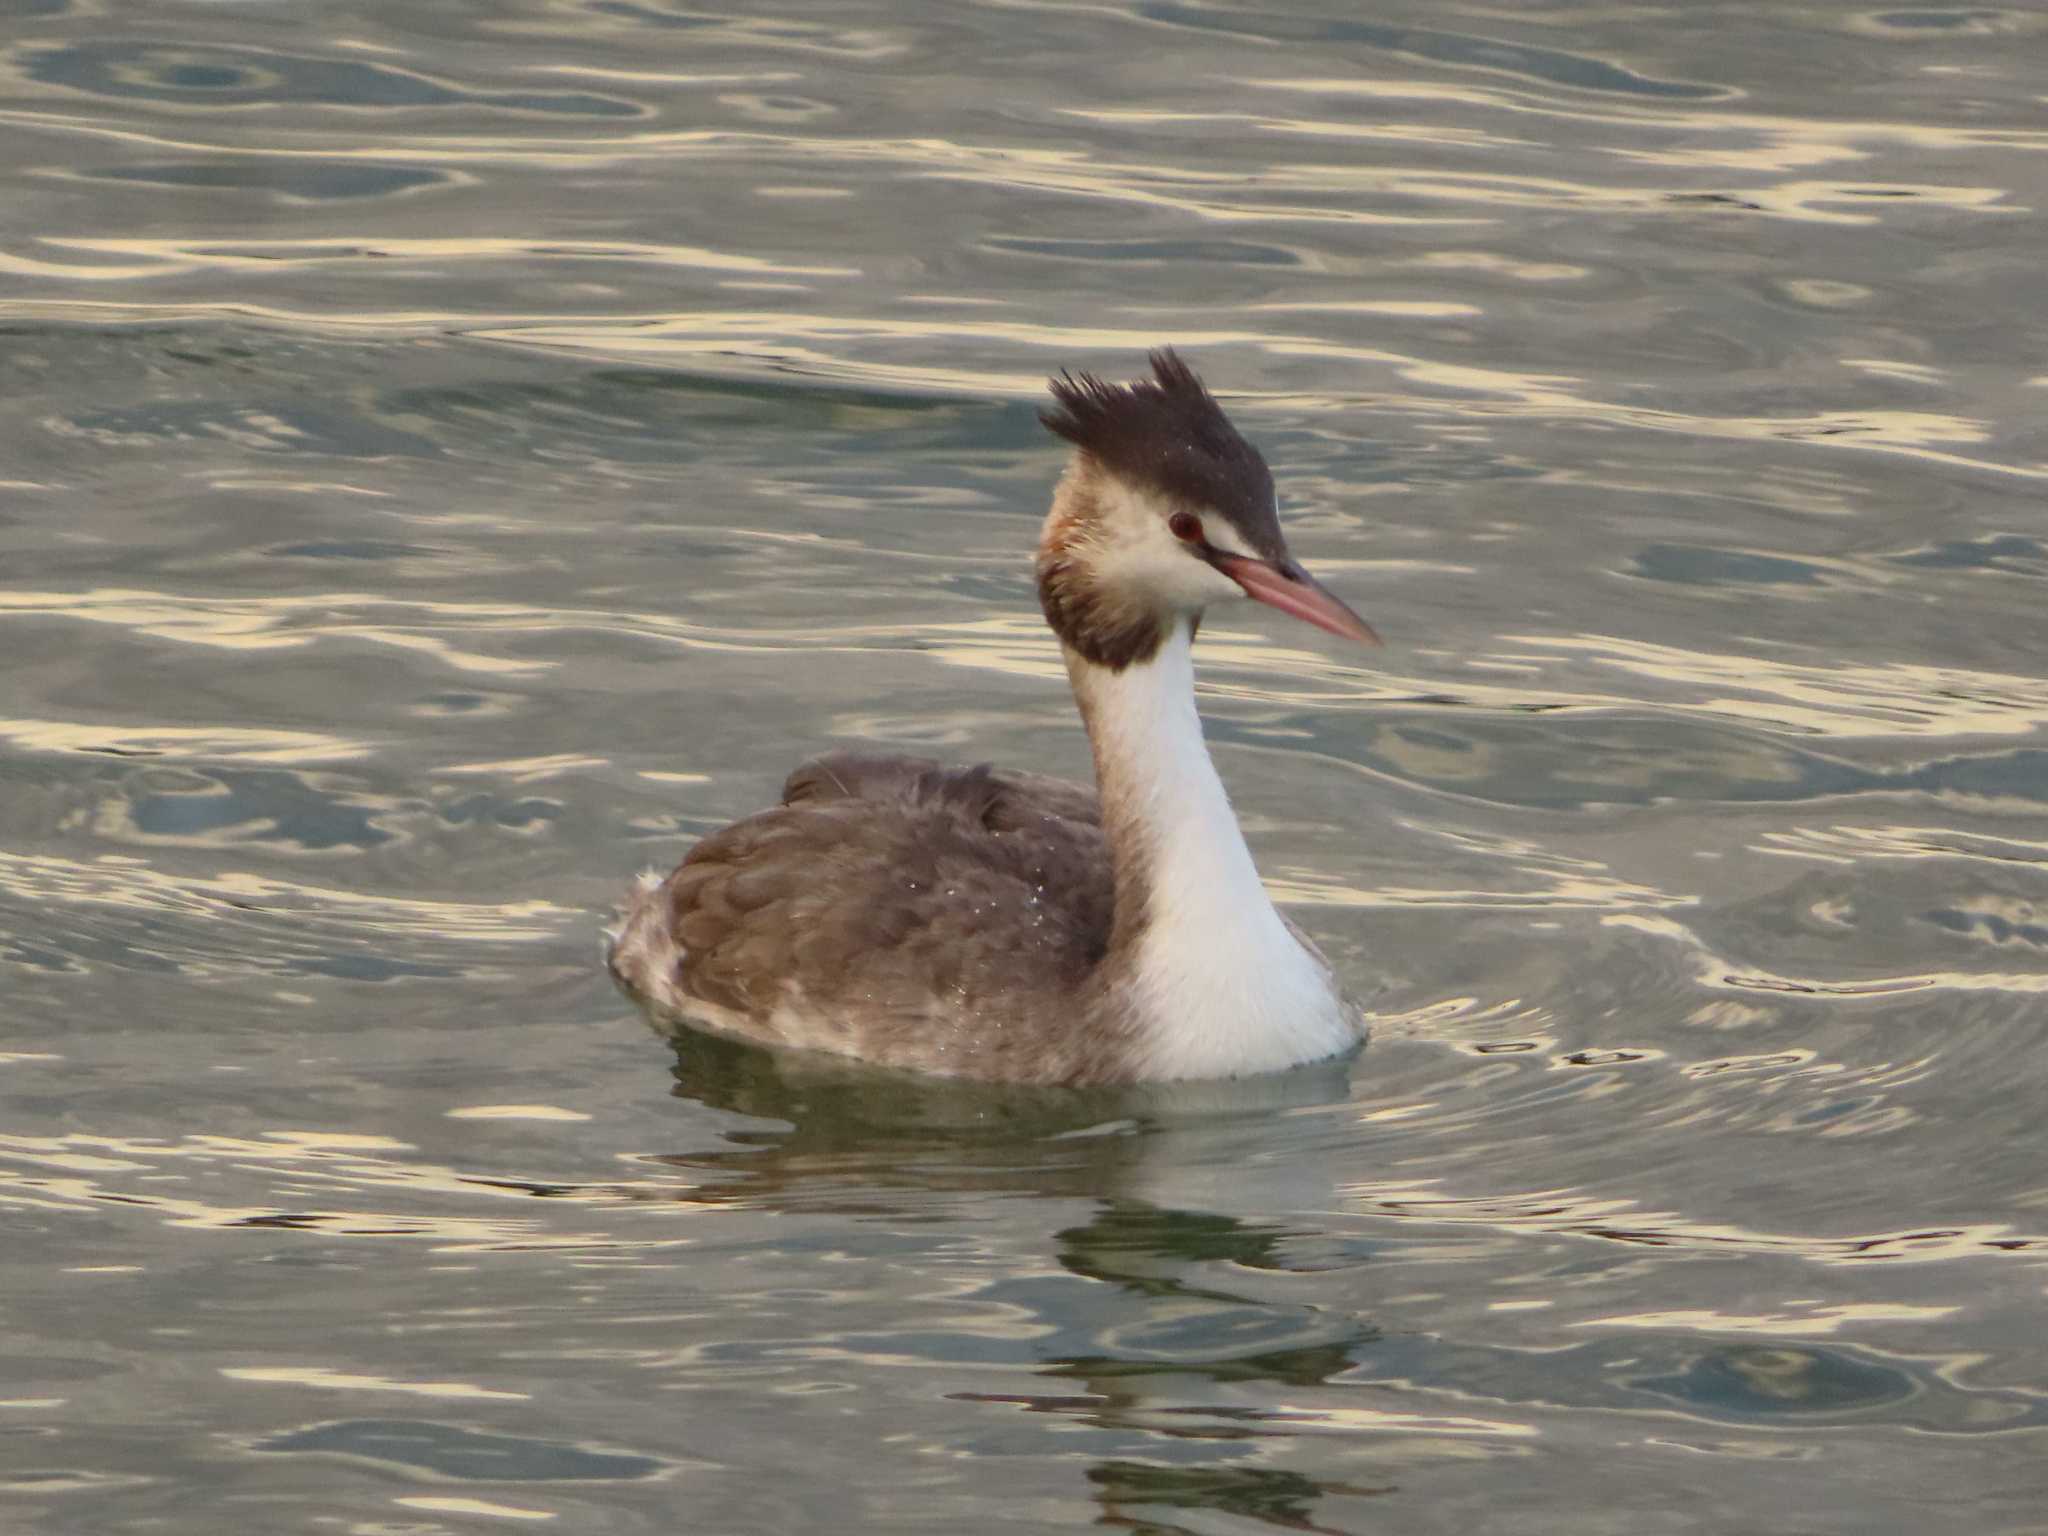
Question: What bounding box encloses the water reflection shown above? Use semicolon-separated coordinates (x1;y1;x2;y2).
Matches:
21;40;640;116
5;0;2048;1526
4;1001;2046;1529
73;162;453;202
253;1417;668;1481
1138;4;1731;100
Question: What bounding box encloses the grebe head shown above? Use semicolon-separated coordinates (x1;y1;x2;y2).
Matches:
1035;348;1378;671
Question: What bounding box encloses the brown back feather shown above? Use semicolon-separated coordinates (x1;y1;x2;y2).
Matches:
643;752;1129;1081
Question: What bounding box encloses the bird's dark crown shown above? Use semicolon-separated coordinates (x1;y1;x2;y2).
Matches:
1040;349;1285;562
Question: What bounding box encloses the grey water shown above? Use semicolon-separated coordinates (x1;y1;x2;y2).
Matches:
2;1;2047;1530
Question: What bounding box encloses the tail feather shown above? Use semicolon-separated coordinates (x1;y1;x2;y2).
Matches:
607;867;680;993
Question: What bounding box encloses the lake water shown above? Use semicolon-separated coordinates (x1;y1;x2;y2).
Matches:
4;1;2048;1530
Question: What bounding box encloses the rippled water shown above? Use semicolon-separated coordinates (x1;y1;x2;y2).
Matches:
4;1;2047;1529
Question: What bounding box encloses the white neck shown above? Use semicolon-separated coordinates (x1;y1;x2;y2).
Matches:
1068;622;1359;1079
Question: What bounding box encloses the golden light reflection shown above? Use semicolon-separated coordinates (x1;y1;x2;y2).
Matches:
922;611;2045;769
532;66;807;85
546;9;905;59
0;277;2034;483
0;1130;707;1252
1247;76;2048;159
2;79;2038;263
221;1366;528;1400
7;578;2039;765
1261;1404;1538;1438
1360;993;1558;1057
1063;105;1543;154
1267;868;1681;913
1842;358;1949;386
1574;1303;1958;1337
0;849;575;943
0;586;1054;676
1506;633;2048;738
24;235;859;280
1243;299;1484;319
470;313;2044;482
438;753;610;782
1339;1175;2043;1266
207;478;393;498
393;1497;557;1522
0;588;551;675
1603;910;2048;1001
0;716;369;764
1758;824;2048;867
1059;118;2019;226
1411;249;1586;282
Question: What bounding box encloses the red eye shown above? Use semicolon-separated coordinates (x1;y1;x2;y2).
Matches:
1169;512;1203;544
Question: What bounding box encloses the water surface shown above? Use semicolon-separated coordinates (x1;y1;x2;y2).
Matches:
3;1;2048;1530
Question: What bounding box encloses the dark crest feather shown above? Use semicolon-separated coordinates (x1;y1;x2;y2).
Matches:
1039;348;1283;558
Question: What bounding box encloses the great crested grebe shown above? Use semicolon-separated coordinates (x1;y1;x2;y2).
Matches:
608;350;1379;1084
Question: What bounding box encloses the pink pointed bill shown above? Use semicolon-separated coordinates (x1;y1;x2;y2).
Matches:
1212;553;1380;646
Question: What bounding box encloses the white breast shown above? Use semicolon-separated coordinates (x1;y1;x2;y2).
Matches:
1078;625;1360;1079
